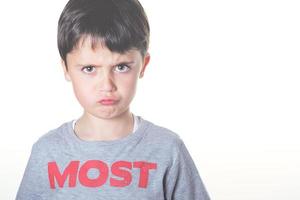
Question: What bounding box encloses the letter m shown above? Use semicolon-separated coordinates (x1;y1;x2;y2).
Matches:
48;161;79;189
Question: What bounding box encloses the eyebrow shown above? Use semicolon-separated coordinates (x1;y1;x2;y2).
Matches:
75;61;135;68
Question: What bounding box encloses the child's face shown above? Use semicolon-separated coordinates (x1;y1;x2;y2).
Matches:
61;36;150;119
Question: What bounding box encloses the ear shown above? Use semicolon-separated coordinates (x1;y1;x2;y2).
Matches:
139;53;150;78
61;59;71;82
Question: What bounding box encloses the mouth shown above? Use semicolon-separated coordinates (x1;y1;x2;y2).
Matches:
98;99;118;105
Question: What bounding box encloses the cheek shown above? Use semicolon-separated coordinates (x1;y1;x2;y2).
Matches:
114;78;137;106
120;76;138;96
72;80;94;105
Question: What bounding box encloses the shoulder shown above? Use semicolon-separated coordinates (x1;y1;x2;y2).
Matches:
141;118;196;170
32;120;71;150
142;118;185;152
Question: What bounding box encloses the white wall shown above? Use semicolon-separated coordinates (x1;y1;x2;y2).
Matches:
0;0;299;199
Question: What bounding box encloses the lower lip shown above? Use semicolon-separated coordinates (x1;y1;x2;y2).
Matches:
99;100;117;105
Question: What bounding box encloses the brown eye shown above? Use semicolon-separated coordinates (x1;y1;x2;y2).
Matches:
115;64;130;73
82;66;95;73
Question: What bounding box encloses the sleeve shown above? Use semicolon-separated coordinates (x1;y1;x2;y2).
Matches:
164;139;210;200
15;142;46;200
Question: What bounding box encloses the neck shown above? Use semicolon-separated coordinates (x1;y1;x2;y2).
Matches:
74;110;134;141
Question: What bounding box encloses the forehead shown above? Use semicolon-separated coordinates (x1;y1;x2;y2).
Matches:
68;35;140;60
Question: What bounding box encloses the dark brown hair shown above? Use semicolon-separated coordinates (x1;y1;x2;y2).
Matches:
57;0;150;68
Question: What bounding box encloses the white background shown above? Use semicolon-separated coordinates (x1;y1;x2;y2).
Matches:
0;0;299;199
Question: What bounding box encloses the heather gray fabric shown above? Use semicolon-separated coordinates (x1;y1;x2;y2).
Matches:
16;117;210;200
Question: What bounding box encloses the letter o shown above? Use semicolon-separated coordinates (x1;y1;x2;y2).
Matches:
79;160;109;187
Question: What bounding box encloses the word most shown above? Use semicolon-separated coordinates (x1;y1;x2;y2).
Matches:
48;160;157;189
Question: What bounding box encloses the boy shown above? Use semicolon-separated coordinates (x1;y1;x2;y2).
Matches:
16;0;210;199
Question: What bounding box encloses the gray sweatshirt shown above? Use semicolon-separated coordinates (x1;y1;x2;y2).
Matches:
16;117;210;200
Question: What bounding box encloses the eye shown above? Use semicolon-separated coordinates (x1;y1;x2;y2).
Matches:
82;66;95;74
114;64;131;73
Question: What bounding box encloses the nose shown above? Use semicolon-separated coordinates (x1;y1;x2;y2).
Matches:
98;71;116;93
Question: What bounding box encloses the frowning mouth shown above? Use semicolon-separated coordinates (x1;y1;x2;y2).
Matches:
98;99;118;105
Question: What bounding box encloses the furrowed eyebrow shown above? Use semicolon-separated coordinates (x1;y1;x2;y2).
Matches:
76;61;135;67
114;61;135;66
